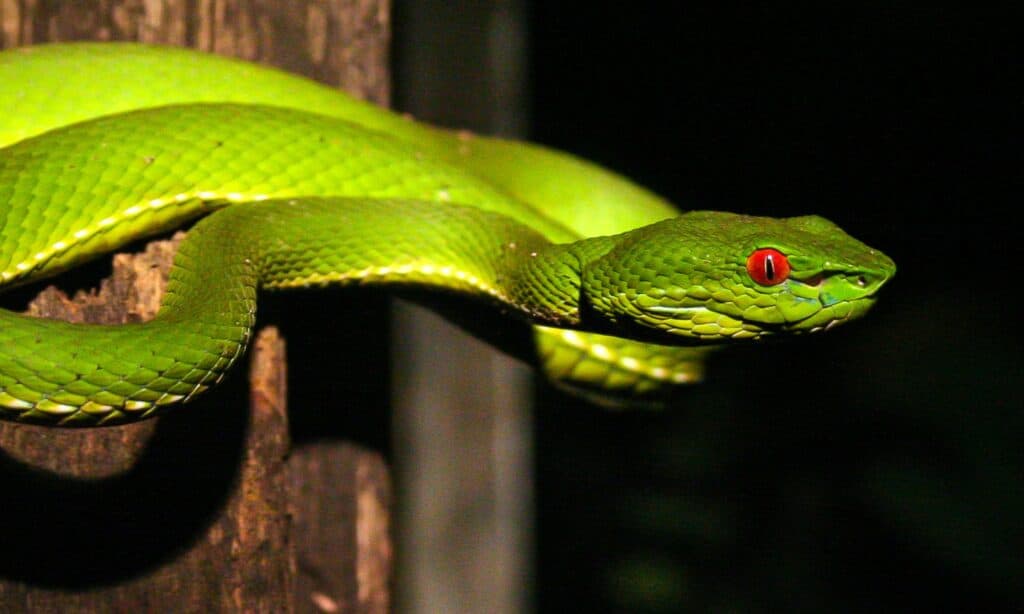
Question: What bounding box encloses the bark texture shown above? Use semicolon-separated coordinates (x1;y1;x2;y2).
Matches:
0;2;392;612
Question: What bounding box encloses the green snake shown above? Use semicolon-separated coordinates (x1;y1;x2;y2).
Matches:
0;43;894;426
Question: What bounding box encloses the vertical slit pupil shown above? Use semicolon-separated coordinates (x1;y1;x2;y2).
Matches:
764;254;775;280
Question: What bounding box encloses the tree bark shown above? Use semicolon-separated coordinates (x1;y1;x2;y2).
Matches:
0;2;391;612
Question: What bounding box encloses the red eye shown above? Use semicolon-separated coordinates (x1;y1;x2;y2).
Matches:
746;248;790;286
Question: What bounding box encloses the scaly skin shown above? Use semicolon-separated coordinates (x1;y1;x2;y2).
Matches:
0;44;895;425
0;42;704;400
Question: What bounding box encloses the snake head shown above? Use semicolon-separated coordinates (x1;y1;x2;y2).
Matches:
579;211;896;343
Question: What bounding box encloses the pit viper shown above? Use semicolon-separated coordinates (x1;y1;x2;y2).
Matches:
0;43;894;425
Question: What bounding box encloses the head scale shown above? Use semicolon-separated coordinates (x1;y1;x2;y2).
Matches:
579;211;896;344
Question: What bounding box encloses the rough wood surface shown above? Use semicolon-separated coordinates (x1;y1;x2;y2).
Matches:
0;238;295;611
0;1;392;612
0;0;390;106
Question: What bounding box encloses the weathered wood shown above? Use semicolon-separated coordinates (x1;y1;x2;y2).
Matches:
292;442;392;614
0;1;392;611
391;1;531;611
0;237;295;611
0;0;390;106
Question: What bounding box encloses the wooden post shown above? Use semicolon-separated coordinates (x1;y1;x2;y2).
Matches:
391;1;533;611
0;2;392;612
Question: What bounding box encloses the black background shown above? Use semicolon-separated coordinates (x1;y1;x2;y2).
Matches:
525;4;1022;612
0;4;1016;611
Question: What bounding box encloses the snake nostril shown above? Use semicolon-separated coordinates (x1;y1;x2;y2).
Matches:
856;275;867;288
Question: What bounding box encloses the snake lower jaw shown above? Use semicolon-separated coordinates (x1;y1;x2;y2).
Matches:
631;293;883;343
764;295;882;336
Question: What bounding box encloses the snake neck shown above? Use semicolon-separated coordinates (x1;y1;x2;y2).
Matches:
157;197;598;331
0;197;603;424
504;234;620;329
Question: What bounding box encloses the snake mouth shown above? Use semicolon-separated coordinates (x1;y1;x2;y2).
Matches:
639;305;709;317
774;294;881;334
637;292;881;341
635;304;767;341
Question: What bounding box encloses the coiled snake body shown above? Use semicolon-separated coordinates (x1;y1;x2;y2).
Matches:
0;43;894;425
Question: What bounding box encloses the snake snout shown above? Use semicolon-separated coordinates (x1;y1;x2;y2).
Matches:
818;267;893;308
849;260;896;297
858;268;894;295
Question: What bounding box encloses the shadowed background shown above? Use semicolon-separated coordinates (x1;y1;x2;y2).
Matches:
500;4;1020;612
0;2;1015;612
394;2;1023;612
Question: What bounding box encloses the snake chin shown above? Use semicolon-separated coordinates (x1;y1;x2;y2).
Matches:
634;292;883;341
784;295;881;334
